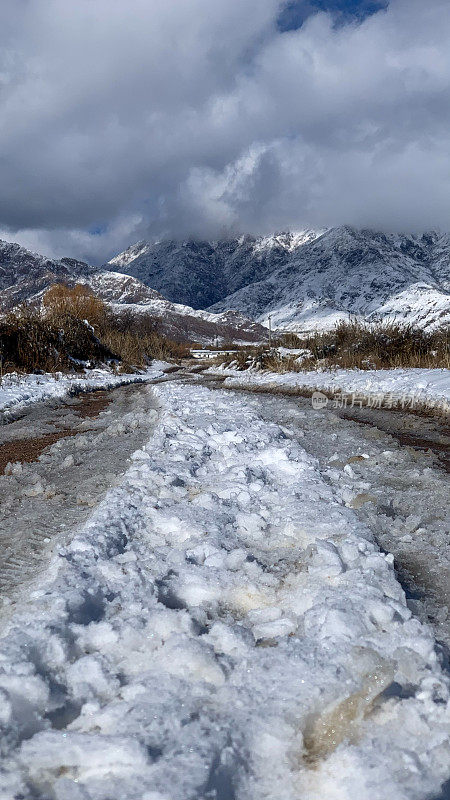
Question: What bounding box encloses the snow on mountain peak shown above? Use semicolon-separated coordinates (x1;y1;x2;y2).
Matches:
106;226;450;331
108;240;152;269
2;226;449;336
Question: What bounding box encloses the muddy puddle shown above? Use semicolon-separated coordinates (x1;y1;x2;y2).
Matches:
0;390;114;475
335;404;450;473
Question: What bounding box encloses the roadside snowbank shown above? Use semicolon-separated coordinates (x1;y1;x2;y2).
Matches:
210;365;450;414
0;363;168;418
0;383;448;799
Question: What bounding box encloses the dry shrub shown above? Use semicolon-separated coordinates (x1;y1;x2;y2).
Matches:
0;286;190;374
43;283;107;332
101;310;189;369
275;331;304;348
298;320;449;370
216;320;450;372
43;286;190;368
101;329;186;370
0;305;115;373
216;346;303;373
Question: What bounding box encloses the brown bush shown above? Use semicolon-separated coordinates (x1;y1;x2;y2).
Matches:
42;284;190;368
43;283;107;332
0;289;190;374
101;309;190;369
274;331;304;348
0;305;115;373
215;320;450;372
214;346;303;373
298;320;449;370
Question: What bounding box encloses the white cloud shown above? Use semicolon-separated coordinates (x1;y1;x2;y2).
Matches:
0;0;449;261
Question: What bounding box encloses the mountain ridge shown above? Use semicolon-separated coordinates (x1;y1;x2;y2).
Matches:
1;226;449;339
109;226;450;331
0;239;267;346
108;231;321;310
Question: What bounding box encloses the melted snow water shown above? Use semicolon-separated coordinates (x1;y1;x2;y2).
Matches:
0;383;159;601
0;390;113;474
331;404;450;474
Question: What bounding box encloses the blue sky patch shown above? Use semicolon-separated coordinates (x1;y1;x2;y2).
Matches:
277;0;388;32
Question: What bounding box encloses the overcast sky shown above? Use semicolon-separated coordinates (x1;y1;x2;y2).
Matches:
0;0;449;263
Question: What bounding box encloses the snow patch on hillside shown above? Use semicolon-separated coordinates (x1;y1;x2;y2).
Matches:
108;241;152;269
208;227;450;332
108;298;268;345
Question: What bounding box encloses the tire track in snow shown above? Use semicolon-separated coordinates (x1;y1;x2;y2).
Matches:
185;372;450;648
0;383;159;603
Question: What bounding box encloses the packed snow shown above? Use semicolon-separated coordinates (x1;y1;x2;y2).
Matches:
248;390;450;645
210;365;450;414
0;382;449;799
0;364;167;419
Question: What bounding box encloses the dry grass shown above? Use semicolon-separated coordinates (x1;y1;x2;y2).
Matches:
297;320;450;370
0;304;114;374
217;347;303;373
0;284;190;375
100;309;189;370
217;320;450;372
43;283;107;330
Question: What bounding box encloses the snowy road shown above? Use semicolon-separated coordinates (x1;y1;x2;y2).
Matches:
0;380;449;799
0;383;159;598
228;386;450;648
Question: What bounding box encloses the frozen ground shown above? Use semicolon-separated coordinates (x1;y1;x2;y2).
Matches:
0;363;167;420
210;366;450;415
0;382;160;599
0;381;449;800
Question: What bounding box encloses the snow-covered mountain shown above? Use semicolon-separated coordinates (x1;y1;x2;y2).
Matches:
0;240;94;309
210;227;450;331
109;297;268;345
0;240;267;345
110;227;450;331
2;226;449;341
81;271;163;305
108;231;321;310
79;272;267;344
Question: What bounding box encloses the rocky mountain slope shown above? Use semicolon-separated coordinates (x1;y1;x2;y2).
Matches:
110;297;268;345
0;240;94;309
80;272;266;344
0;240;267;345
210;227;450;331
108;231;320;309
2;226;449;340
110;227;450;331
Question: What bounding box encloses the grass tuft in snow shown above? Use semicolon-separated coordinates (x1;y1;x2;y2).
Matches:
216;320;450;372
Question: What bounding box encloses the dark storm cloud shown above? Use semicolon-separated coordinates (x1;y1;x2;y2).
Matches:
0;0;449;262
